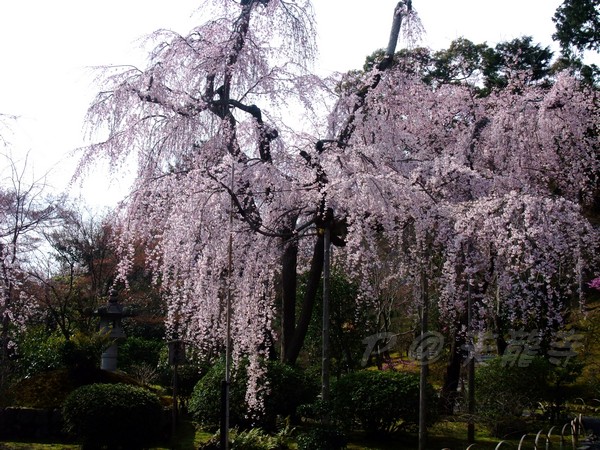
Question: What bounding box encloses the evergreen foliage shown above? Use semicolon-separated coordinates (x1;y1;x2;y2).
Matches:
331;370;437;434
189;359;318;430
62;382;163;449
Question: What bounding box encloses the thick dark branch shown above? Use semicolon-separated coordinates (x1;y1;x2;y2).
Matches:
335;1;411;149
228;99;277;163
302;2;411;197
467;116;490;170
280;219;298;360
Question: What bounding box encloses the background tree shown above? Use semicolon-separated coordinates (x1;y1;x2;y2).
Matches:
27;206;117;339
0;153;59;388
552;0;600;84
368;36;554;96
553;0;600;55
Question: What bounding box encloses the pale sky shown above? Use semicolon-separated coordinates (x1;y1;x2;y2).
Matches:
0;1;567;209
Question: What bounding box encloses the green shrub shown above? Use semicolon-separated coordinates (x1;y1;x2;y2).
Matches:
189;360;318;430
475;357;550;436
5;367;144;409
199;427;290;450
118;336;163;371
263;360;319;425
62;382;163;449
156;346;208;399
189;360;243;429
15;329;109;377
59;332;108;371
331;370;436;434
296;427;347;450
16;328;65;377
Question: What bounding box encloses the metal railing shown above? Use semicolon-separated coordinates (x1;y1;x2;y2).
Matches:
440;414;586;449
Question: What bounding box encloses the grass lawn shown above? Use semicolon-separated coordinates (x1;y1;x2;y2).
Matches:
0;419;549;450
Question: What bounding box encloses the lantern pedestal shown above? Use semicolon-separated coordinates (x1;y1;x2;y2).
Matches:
94;290;131;372
101;343;118;371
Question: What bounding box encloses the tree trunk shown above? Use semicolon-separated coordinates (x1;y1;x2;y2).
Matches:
282;235;324;364
440;331;466;415
280;238;298;361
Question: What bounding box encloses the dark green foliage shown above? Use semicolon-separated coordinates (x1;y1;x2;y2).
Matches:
263;360;319;425
118;336;163;372
62;382;163;449
189;360;318;430
189;360;246;430
300;271;374;375
552;0;600;86
59;332;108;371
553;0;600;55
199;428;290;450
16;329;108;377
545;358;585;421
425;38;489;86
331;370;437;434
3;367;143;409
16;328;65;377
475;357;551;436
426;37;553;95
296;427;347;450
364;36;556;96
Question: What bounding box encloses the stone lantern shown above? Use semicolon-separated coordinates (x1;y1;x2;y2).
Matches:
95;290;129;371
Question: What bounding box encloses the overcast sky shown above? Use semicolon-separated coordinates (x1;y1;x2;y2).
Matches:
0;0;566;208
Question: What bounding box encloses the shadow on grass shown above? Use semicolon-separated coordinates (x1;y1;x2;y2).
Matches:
0;420;544;450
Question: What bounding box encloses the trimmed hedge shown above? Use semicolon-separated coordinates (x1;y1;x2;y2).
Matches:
62;383;163;449
331;370;437;434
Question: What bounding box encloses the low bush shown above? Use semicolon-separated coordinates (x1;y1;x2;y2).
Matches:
4;367;142;409
59;332;108;371
15;328;64;377
15;329;108;377
62;382;163;449
118;336;163;372
331;369;436;434
476;356;550;436
199;427;290;450
189;359;318;430
296;427;347;450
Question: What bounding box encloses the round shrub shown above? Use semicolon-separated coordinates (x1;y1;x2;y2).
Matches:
189;360;318;430
189;360;246;429
62;383;163;449
263;360;319;425
331;370;436;434
476;356;550;436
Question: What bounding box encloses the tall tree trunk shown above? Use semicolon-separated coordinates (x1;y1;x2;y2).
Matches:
280;238;298;361
282;1;411;366
282;235;324;364
440;333;465;415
